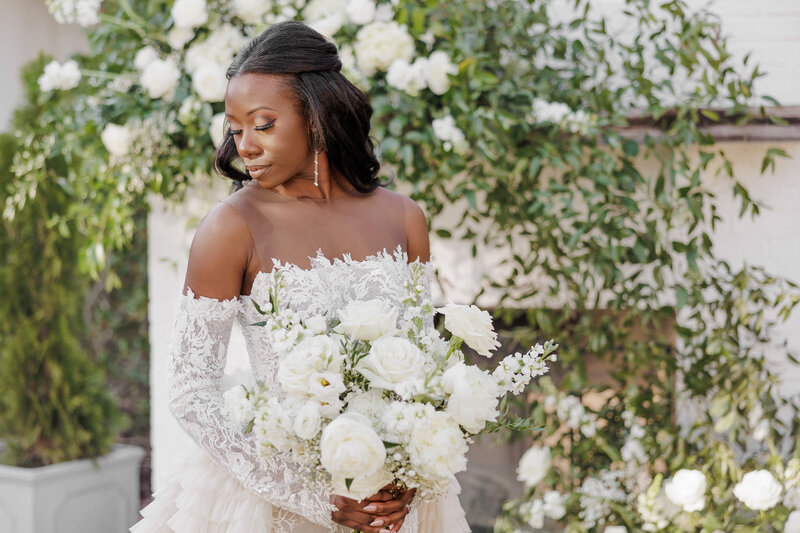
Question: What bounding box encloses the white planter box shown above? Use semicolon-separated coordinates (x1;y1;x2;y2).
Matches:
0;444;145;533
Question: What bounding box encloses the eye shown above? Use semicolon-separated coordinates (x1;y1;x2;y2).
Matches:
227;128;243;136
255;120;276;131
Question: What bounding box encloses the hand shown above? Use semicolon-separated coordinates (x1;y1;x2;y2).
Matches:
331;483;417;533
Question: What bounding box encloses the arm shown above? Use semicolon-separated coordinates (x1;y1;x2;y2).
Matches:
168;202;335;527
404;197;431;264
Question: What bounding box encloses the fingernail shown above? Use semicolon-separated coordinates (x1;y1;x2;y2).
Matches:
363;504;378;512
370;518;384;526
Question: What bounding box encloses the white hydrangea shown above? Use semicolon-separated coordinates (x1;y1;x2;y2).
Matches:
345;0;376;25
354;21;415;76
431;115;468;155
101;123;132;157
425;50;458;95
140;57;181;99
386;58;428;96
171;0;208;28
46;0;102;27
733;470;782;511
233;0;272;24
38;60;81;92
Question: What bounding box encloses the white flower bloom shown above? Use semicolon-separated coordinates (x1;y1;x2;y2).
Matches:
309;14;345;38
664;469;706;512
223;385;254;425
532;98;571;123
134;46;159;71
346;389;390;426
308;371;346;405
752;418;770;441
786;510;800;533
425;50;458;95
38;60;81;92
171;0;208;28
278;335;343;394
408;411;468;479
516;445;551;487
438;303;500;357
356;337;425;392
293;400;322;439
440;362;499;433
604;527;628;533
252;396;294;452
621;438;647;464
192;63;228;102
733;470;782;510
167;25;195;50
46;0;101;27
306;315;327;335
354;21;415;76
210;113;227;148
520;499;545;528
331;463;392;501
345;0;376;25
336;299;398;341
542;490;566;519
320;412;386;481
386;58;428;96
101;123;132;157
140;57;181;99
431;115;468;155
302;0;347;22
373;2;393;21
233;0;272;24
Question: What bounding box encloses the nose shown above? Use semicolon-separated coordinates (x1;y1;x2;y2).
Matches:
237;129;262;159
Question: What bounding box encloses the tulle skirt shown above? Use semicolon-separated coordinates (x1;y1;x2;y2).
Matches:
130;449;471;533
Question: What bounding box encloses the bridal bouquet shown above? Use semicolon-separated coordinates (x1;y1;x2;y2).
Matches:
224;263;558;501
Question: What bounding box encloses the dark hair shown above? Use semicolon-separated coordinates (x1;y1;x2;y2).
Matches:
213;21;382;194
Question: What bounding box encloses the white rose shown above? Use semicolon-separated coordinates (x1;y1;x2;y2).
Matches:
233;0;271;24
664;469;706;512
167;25;195;50
441;362;499;433
278;335;343;394
320;413;386;481
306;315;327;335
134;46;159;71
733;470;782;510
354;21;414;76
210;113;226;148
542;490;566;519
192;63;228;102
438;303;500;357
331;463;392;501
100;123;131;157
516;445;551;487
785;510;800;533
346;389;390;425
293;400;322;439
356;337;424;391
171;0;208;28
140;58;181;99
346;0;376;25
408;411;467;479
425;50;458;95
336;299;398;341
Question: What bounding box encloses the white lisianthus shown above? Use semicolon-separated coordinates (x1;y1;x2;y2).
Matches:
356;337;425;391
192;63;228;102
233;0;272;24
171;0;208;28
167;25;195;50
223;385;254;425
440;362;499;432
101;123;132;157
278;335;343;394
293;400;322;439
346;389;390;426
439;303;500;357
210;113;226;148
38;60;81;92
336;299;398;341
331;463;392;501
308;371;346;404
386;58;428;96
516;445;551;487
733;470;782;510
424;50;458;95
134;46;159;71
408;411;468;479
306;315;327;335
354;21;414;76
345;0;376;25
785;510;800;533
664;469;706;512
542;490;567;519
431;115;468;155
320;413;386;481
140;58;181;99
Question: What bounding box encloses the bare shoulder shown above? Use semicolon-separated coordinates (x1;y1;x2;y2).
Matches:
183;201;253;300
371;187;430;262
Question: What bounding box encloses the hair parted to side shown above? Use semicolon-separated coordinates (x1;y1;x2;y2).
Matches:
213;21;384;194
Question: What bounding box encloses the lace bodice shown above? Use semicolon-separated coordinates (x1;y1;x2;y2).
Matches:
167;248;430;532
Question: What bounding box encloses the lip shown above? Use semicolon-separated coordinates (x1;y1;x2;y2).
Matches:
246;164;270;179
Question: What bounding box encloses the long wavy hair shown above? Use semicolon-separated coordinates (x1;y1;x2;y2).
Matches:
213;21;382;194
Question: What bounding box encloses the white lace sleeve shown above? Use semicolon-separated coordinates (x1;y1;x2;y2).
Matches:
167;289;335;529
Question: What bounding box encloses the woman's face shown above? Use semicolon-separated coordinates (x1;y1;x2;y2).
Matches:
224;73;314;188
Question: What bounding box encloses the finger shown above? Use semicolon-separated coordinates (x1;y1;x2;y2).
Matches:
389;516;406;533
331;509;377;527
335;518;389;533
361;500;406;515
364;490;394;502
374;506;408;527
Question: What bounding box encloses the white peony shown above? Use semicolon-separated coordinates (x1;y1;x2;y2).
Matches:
210;113;226;148
733;470;782;510
345;0;376;25
233;0;272;24
664;469;706;512
424;50;458;95
786;510;800;533
408;411;468;479
167;25;195;50
134;46;159;71
171;0;208;28
140;58;181;99
516;445;551;487
438;303;500;357
331;463;392;501
278;335;343;394
356;337;424;391
542;490;566;519
353;21;414;76
346;389;390;426
320;412;386;481
293;400;322;439
192;63;228;102
336;299;398;341
101;123;131;157
38;60;81;92
386;58;428;96
440;362;499;432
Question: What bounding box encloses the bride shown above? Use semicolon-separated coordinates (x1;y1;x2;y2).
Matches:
131;21;470;533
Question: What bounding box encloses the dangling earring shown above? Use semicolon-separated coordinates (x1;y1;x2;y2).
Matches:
314;150;319;187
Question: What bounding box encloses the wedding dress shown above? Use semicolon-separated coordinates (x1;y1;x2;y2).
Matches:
131;184;471;533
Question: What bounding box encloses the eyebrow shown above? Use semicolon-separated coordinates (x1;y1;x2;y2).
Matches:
225;106;277;118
